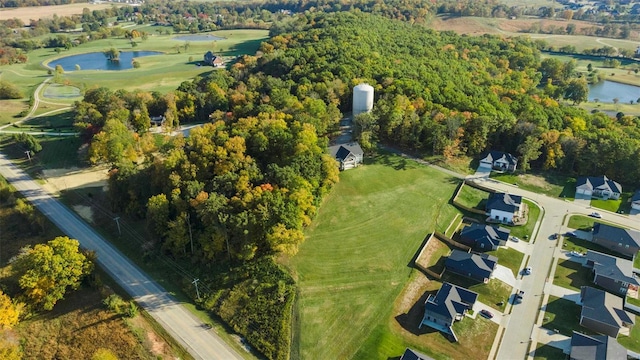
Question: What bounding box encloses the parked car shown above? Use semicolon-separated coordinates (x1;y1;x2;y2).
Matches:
480;309;494;319
589;212;602;218
565;231;577;238
569;251;584;257
523;267;532;275
510;236;520;242
514;290;524;303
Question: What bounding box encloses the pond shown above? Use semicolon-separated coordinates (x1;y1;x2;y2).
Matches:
47;51;163;71
588;80;640;104
173;34;225;42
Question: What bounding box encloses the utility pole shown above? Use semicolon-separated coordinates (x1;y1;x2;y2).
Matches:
192;278;200;300
113;216;121;236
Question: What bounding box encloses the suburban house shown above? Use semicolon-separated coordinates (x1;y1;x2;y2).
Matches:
579;286;634;338
399;348;434;360
479;150;518;172
328;142;364;170
150;115;165;126
568;332;627;360
420;282;477;341
203;51;224;67
583;250;639;296
631;190;640;211
575;175;622;200
485;192;524;224
592;222;640;258
445;250;497;283
458;223;510;251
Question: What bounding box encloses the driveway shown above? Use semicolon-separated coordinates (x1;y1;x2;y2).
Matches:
534;328;571;353
573;192;592;208
471;301;504;325
506;239;531;255
494;265;517;288
471;164;492;179
547;284;581;304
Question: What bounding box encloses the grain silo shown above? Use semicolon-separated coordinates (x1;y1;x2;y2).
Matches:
352;83;374;116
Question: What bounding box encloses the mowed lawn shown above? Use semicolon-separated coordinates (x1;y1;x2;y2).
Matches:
286;153;461;359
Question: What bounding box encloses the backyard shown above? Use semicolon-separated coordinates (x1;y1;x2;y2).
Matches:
441;272;512;312
619;315;640;352
415;236;452;275
542;296;591;337
284;153;462;359
455;183;489;210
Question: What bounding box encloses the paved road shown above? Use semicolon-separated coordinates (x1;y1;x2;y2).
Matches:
0;154;242;360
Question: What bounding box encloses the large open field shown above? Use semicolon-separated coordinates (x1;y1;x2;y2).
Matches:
284;153;463;359
0;3;117;22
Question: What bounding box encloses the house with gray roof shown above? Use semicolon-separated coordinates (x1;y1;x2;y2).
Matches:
400;348;434;360
445;250;497;283
592;222;640;258
458;223;510;252
568;332;627;360
485;192;523;225
631;190;640;211
328;142;364;170
580;286;634;338
420;282;477;341
479;150;518;172
203;51;224;67
583;250;639;296
576;175;622;200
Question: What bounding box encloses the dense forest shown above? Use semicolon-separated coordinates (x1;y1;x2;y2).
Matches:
67;10;640;358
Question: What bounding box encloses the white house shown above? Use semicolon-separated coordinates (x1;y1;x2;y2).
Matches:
328;142;364;170
576;175;622;200
479;151;518;172
486;192;523;224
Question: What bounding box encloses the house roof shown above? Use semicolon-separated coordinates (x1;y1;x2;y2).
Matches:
400;348;434;360
570;332;628;360
425;282;478;322
460;223;510;247
486;192;522;213
593;222;640;250
329;142;364;161
580;286;634;329
445;250;497;280
576;176;622;194
631;190;640;204
586;250;638;286
480;150;518;166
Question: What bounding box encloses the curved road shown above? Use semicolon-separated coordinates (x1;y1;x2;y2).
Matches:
0;153;242;360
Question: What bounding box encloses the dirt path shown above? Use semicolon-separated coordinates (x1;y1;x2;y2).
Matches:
41;166;109;195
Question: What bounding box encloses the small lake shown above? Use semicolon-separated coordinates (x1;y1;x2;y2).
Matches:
588;80;640;104
173;34;225;42
47;51;163;71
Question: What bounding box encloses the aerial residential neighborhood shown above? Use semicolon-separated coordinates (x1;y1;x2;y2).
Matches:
1;0;640;359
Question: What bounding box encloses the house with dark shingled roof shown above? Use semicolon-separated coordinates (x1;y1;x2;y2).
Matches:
459;223;510;252
579;286;634;338
445;249;497;283
568;332;627;360
576;175;622;200
420;282;477;341
479;150;518;172
583;250;639;296
592;222;640;258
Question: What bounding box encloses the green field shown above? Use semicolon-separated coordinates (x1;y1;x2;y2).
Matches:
456;183;489;210
488;247;525;277
285;153;462;359
619;315;640;352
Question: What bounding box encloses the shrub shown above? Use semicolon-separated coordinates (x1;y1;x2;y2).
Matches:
132;60;140;68
0;81;22;99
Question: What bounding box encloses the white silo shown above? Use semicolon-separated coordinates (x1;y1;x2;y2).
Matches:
352;83;374;116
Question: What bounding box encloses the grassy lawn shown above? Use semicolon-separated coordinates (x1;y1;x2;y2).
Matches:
441;272;512;312
487;247;525;277
0;135;85;177
591;193;633;214
619;315;640;352
507;199;541;241
634;255;640;270
284;153;462;359
627;296;640;307
490;172;576;199
534;343;567;360
566;214;625;231
455;183;489;210
552;259;593;292
562;236;623;258
542;296;592;337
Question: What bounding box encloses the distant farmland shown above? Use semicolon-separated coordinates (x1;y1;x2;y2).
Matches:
1;3;117;22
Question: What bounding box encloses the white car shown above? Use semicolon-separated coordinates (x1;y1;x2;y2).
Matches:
510;236;520;242
589;212;602;219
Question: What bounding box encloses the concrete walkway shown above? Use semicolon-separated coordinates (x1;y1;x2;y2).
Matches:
506;239;533;255
494;265;518;288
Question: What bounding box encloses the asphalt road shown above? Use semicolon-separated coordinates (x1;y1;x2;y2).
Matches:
475;177;640;360
0;153;242;360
